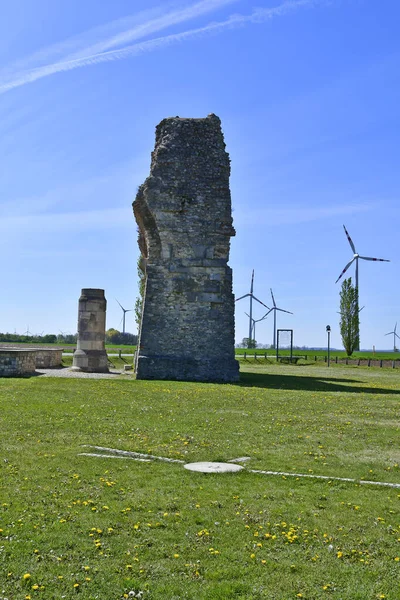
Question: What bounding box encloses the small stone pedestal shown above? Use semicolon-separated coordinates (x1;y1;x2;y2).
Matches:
72;289;108;373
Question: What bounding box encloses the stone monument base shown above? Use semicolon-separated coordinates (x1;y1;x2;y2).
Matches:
71;349;109;373
135;354;239;383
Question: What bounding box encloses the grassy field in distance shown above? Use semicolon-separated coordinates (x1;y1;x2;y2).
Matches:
1;341;399;360
1;361;399;599
235;348;400;361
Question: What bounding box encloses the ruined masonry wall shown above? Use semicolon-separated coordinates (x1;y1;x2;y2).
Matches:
0;350;37;376
133;114;239;382
34;349;63;368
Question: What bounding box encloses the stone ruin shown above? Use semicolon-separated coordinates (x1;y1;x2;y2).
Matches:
72;288;109;373
133;114;239;382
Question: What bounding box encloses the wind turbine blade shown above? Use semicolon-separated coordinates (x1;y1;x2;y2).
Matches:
252;295;270;309
250;270;254;294
260;309;273;320
343;225;356;253
116;298;124;310
384;332;392;336
395;323;397;333
276;308;293;315
335;258;355;283
235;293;250;302
359;306;365;312
395;333;400;340
254;315;268;323
270;288;276;308
125;309;133;313
359;255;390;262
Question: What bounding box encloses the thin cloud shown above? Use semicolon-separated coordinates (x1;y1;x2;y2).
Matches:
0;0;238;92
0;0;327;96
0;207;131;235
234;203;375;227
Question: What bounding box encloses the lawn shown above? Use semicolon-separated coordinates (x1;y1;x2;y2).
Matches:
1;362;399;599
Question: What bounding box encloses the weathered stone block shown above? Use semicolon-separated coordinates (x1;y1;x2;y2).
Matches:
133;114;239;382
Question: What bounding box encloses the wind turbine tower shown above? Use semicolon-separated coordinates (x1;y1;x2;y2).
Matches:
385;323;400;353
336;225;390;350
235;270;270;346
268;289;293;349
116;299;132;335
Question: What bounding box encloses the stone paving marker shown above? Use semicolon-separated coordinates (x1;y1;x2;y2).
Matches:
133;114;239;382
184;462;243;473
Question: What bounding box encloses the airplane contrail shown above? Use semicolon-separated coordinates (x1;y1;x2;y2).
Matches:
0;0;328;96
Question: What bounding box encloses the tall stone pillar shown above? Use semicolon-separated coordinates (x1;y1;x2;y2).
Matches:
133;114;239;382
72;289;109;373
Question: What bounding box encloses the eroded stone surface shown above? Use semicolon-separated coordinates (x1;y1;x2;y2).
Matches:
133;114;239;382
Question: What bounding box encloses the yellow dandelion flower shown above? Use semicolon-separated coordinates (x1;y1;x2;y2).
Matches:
23;573;31;580
174;554;180;558
32;584;39;590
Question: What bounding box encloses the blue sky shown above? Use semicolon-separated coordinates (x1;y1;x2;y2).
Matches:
0;0;399;349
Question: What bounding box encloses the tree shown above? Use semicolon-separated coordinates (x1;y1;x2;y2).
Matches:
105;328;138;346
241;337;257;349
339;277;360;356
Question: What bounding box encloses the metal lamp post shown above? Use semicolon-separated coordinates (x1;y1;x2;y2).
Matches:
326;325;331;367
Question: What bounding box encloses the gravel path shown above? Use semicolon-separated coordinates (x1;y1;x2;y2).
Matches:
36;367;133;379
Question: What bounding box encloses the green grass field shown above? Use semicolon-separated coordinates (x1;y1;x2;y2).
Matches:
235;348;400;361
1;362;399;599
2;341;399;360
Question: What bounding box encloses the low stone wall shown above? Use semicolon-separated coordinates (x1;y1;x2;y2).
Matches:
33;349;63;368
0;350;37;376
0;346;64;368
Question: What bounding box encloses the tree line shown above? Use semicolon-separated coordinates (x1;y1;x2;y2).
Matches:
0;331;138;346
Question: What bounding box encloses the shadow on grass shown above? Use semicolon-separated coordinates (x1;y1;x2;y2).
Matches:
238;372;400;394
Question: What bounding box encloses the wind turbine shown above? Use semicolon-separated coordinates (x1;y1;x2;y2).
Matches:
335;224;390;350
267;289;293;349
385;323;400;352
116;299;132;335
336;225;390;290
245;312;270;347
235;270;270;345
